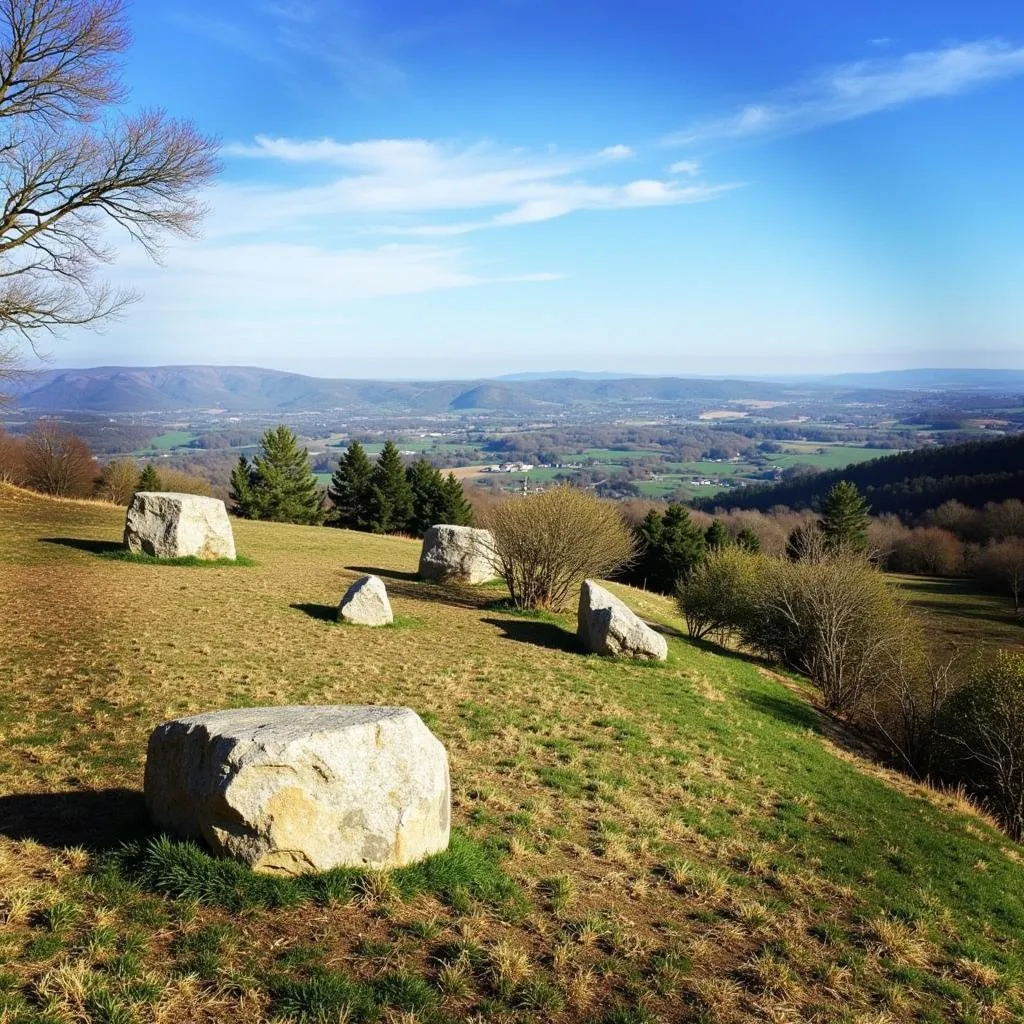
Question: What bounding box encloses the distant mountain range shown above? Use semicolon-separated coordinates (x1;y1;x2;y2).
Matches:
4;364;1022;415
2;365;808;415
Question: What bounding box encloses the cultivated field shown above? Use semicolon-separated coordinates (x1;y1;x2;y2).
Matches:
2;485;1023;1023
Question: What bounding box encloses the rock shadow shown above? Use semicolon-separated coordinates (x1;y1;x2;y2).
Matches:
40;537;123;556
482;617;579;654
0;788;149;851
290;602;338;623
346;565;420;583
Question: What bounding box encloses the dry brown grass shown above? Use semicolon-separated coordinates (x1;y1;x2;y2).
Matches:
1;484;1023;1022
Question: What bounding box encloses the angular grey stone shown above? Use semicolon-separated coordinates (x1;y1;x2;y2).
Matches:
124;492;235;561
339;574;393;626
144;705;451;875
577;580;668;661
418;524;497;584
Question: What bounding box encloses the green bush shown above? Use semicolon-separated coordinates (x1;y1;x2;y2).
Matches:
677;547;760;643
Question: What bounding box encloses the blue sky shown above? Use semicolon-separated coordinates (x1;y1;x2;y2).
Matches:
57;0;1024;377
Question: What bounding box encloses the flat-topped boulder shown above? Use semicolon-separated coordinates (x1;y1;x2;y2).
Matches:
419;524;497;584
339;575;393;626
144;706;450;875
577;580;668;661
124;492;236;561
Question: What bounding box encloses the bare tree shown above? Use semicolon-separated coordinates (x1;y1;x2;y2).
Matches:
975;539;1024;615
0;422;25;481
0;0;218;383
95;453;135;502
23;418;93;495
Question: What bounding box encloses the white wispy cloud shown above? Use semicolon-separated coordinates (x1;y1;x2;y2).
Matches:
666;40;1024;145
221;136;736;235
669;160;700;176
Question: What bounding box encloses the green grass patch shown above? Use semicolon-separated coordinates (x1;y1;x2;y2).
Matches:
97;829;523;914
100;550;255;568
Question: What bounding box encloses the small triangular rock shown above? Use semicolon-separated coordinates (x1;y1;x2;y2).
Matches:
577;580;668;660
338;574;393;626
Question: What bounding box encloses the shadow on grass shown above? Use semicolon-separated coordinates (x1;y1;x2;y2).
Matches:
345;567;489;611
346;565;419;583
291;602;338;623
739;689;822;733
40;536;123;556
40;538;252;567
482;617;579;653
0;788;149;852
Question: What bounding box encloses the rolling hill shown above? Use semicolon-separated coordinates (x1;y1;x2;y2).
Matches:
4;363;914;415
1;484;1023;1022
698;433;1024;518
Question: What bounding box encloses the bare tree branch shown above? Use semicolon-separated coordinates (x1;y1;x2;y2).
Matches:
0;0;219;392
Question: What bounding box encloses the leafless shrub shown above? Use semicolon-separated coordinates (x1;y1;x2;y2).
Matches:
941;651;1024;839
743;552;911;715
490;485;636;611
0;425;27;483
95;456;137;503
158;467;213;497
23;419;94;496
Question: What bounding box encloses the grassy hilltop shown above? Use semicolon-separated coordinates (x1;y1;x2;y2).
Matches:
1;485;1024;1023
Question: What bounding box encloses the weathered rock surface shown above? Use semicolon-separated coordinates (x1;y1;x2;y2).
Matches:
144;706;451;874
124;492;236;561
577;580;668;661
418;524;497;584
338;575;393;626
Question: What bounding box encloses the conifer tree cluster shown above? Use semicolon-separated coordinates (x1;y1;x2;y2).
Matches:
327;440;473;536
137;464;162;492
230;426;325;524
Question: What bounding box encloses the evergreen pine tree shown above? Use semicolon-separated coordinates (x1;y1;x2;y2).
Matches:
705;518;731;551
327;441;373;530
440;472;474;527
367;440;414;533
229;455;256;518
137;463;162;491
406;458;446;537
736;526;761;553
233;426;324;524
660;504;708;588
634;504;707;592
819;480;871;553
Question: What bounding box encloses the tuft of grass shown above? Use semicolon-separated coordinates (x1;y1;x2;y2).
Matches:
97;829;523;914
99;549;255;568
270;968;377;1022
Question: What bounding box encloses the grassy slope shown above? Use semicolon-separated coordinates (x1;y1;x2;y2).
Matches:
892;574;1024;656
1;485;1023;1023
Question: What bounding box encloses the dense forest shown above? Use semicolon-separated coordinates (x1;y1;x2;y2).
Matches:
698;434;1024;519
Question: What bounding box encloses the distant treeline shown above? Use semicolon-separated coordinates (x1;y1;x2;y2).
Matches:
696;434;1024;520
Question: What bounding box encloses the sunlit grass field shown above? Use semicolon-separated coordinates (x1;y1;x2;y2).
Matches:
2;484;1023;1023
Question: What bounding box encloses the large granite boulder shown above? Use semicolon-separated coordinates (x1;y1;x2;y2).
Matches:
144;706;450;875
577;580;668;661
124;492;236;561
339;575;393;626
418;524;497;584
